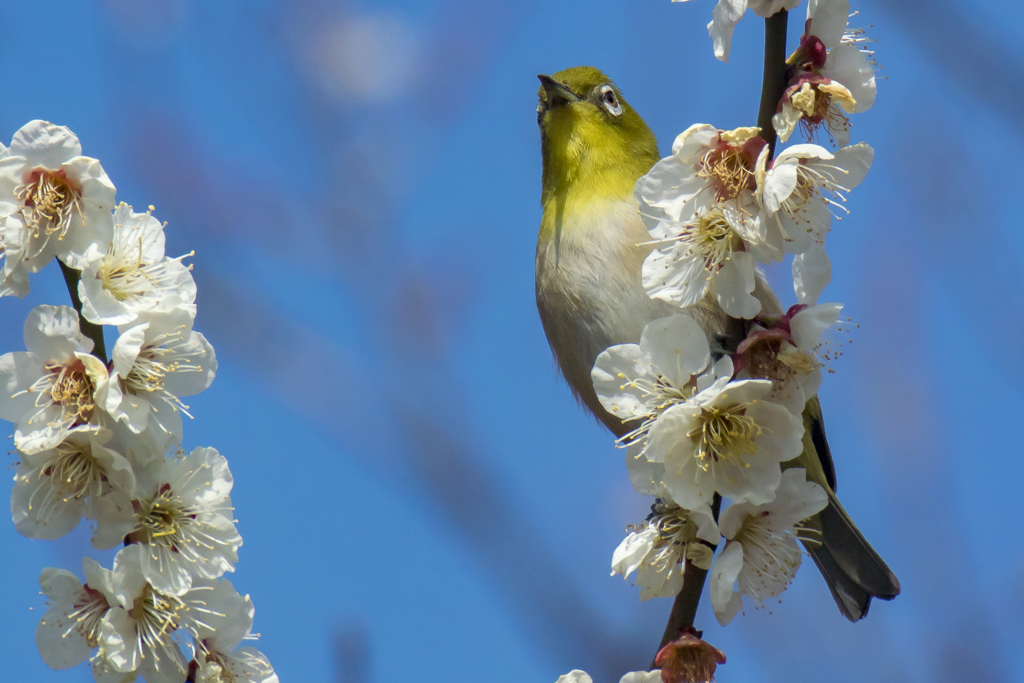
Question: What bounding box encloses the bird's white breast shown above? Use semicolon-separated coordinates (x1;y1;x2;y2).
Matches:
535;197;680;434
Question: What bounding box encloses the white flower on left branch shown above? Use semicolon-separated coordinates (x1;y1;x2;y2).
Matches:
0;120;115;272
78;202;196;326
11;431;136;542
100;308;217;441
96;446;241;597
0;305;110;454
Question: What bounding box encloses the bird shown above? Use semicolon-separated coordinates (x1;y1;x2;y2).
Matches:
534;65;900;621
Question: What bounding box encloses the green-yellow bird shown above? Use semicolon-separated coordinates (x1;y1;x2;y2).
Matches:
534;66;900;621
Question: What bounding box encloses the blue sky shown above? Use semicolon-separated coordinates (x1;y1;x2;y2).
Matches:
1;1;1023;682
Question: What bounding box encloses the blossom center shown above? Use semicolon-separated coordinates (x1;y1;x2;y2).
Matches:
616;373;694;448
42;441;104;501
699;147;755;201
123;346;172;395
687;400;762;469
121;329;201;417
732;513;803;603
136;484;189;543
777;346;818;375
690;209;742;270
16;169;81;240
46;360;95;424
129;584;185;661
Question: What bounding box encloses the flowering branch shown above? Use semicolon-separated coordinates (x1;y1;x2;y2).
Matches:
0;120;276;682
756;10;790;158
57;259;107;364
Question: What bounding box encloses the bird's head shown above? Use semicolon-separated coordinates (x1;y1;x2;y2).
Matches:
537;66;659;204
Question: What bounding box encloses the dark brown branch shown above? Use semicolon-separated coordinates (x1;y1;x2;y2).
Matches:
653;494;722;662
756;10;790;158
59;259;107;364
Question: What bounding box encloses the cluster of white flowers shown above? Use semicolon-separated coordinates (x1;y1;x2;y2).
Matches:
0;120;276;683
606;0;877;634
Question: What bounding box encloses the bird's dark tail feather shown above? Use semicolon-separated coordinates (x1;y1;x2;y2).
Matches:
803;490;901;622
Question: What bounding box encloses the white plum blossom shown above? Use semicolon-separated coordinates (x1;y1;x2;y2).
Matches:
96;546;250;683
635;124;766;227
592;313;711;445
734;303;844;415
0;120;115;270
193;592;278;683
99;446;241;597
709;468;827;624
773;0;877;145
35;559;118;674
756;142;873;257
643;359;804;509
642;200;768;319
79;202;196;326
99;308;217;440
612;501;720;600
0;305;110;454
673;0;803;62
557;671;661;683
11;431;136;541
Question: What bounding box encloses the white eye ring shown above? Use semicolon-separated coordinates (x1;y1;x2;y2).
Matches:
600;85;623;116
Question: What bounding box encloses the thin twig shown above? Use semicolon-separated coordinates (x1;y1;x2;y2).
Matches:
58;259;107;364
652;494;722;663
756;10;791;158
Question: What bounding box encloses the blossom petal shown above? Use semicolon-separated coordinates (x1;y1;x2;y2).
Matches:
620;672;662;683
11;121;82;168
790;302;843;350
709;0;747;62
761;158;798;214
12;466;85;540
0;351;42;421
710;541;745;625
612;528;658;579
807;0;850;49
111;325;146;378
25;305;92;360
643;249;711;309
714;252;760;319
625;446;669;498
36;603;94;670
792;244;831;305
823;44;876;113
641;314;711;388
593;344;649;420
671;124;720;160
688;503;721;544
831;142;873;189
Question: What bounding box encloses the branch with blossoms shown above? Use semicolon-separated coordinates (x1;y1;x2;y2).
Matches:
560;1;896;682
0;121;277;683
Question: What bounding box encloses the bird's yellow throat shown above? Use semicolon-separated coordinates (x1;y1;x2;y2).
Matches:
536;67;659;241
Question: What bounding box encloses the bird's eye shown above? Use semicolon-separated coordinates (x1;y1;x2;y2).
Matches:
600;85;622;116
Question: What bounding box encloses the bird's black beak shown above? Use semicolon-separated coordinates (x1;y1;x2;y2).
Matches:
538;74;580;110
